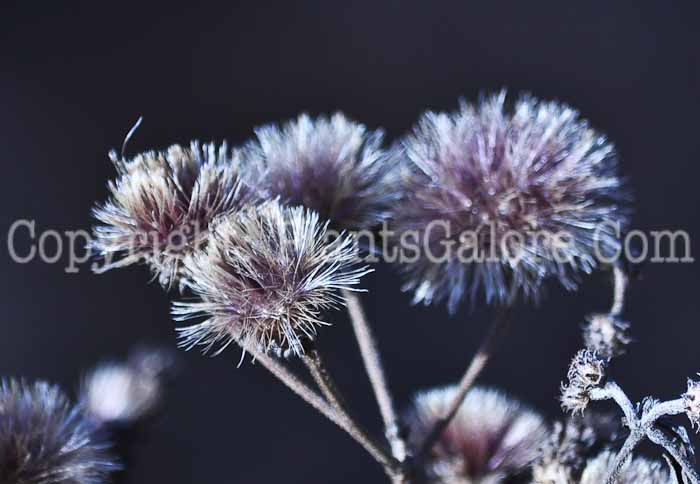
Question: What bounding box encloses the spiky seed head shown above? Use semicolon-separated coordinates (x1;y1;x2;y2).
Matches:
0;379;117;484
582;313;631;359
90;142;258;289
683;377;700;431
560;350;607;415
173;200;371;358
392;92;629;312
82;347;174;426
578;451;671;484
242;113;396;231
532;413;620;483
405;386;548;483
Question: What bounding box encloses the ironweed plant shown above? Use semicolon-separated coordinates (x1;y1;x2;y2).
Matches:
3;92;696;484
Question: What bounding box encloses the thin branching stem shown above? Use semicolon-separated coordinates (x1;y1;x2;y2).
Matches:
247;345;399;473
648;427;700;484
342;289;406;462
590;382;636;426
416;306;512;461
604;430;645;484
302;349;347;410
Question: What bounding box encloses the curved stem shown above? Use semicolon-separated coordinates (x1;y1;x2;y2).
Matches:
590;382;637;427
610;262;628;317
248;346;399;473
416;306;512;461
604;430;645;484
648;427;700;484
342;289;406;462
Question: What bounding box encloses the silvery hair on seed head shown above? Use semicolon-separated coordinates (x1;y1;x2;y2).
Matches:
241;113;396;231
0;379;117;484
90;142;258;289
392;92;629;312
405;386;548;483
173;200;371;358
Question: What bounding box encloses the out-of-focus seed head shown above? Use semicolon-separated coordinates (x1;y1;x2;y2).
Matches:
392;92;629;312
406;386;548;483
82;347;175;426
0;379;117;484
582;313;631;359
173;200;371;358
560;350;607;415
531;413;620;484
578;451;670;484
91;142;258;289
683;377;700;431
242;113;396;231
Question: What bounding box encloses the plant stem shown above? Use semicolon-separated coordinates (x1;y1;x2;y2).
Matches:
590;382;637;426
610;262;628;317
247;345;399;473
416;306;512;461
604;430;645;484
302;348;348;414
342;289;406;462
648;427;700;484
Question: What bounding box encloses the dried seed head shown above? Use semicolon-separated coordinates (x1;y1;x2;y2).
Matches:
532;413;620;483
560;350;607;415
392;92;628;312
173;200;371;358
406;386;548;483
582;313;631;359
579;451;670;484
0;379;117;484
683;377;700;431
242;113;396;231
91;142;258;288
82;347;174;426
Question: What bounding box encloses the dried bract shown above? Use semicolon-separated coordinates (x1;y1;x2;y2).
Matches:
173;200;371;358
561;350;607;415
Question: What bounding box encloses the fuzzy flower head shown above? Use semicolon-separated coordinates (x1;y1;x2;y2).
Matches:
582;313;631;359
91;142;257;288
560;350;607;415
82;347;175;426
392;92;628;312
683;377;700;431
406;386;548;483
173;200;371;358
0;379;117;484
242;113;396;231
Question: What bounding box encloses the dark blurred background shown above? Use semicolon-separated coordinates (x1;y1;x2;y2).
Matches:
1;1;699;482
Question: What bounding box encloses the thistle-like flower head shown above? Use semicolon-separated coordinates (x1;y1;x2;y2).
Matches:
0;379;117;484
406;386;548;483
582;313;631;359
392;92;628;312
683;377;700;431
173;200;371;358
242;113;396;231
561;350;607;415
91;142;258;288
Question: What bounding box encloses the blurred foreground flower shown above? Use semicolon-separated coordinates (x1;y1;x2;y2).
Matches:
406;386;548;483
0;379;117;484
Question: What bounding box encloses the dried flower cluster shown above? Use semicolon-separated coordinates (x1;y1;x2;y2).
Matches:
0;380;117;484
560;350;607;415
577;451;671;484
91;142;257;288
684;378;700;431
582;313;631;359
392;92;628;311
242;113;396;231
406;386;548;483
173;201;370;357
